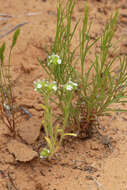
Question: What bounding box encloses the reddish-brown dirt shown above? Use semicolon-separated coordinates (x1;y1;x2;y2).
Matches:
0;0;127;189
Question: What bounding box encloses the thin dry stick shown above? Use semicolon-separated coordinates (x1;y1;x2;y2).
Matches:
0;17;10;21
6;182;13;190
0;14;12;21
0;13;12;17
0;22;28;39
24;12;42;17
8;172;19;190
91;176;104;190
14;12;42;18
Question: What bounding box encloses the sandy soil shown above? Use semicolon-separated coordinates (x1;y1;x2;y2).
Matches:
0;0;127;189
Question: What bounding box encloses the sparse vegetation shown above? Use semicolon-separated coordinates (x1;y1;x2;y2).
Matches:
35;0;127;158
0;0;127;160
0;29;20;134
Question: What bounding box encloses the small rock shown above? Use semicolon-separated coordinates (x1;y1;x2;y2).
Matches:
7;140;38;162
90;142;99;151
17;118;41;144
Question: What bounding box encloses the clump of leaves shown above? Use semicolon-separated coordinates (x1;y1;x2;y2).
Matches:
77;8;127;135
35;0;127;159
0;29;20;133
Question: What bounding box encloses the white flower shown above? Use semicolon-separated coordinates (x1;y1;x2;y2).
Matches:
3;103;10;111
63;80;78;91
34;79;58;93
66;84;73;91
69;79;78;87
57;58;62;64
37;83;42;89
34;79;44;91
48;53;62;66
70;81;78;87
52;85;57;91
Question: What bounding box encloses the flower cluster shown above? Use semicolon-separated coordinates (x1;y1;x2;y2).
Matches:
34;79;57;93
34;78;78;93
48;53;62;66
63;80;78;91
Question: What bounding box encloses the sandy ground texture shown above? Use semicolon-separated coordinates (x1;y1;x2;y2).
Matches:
0;0;127;189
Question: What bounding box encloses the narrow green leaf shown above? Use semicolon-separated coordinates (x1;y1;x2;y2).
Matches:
0;42;6;64
11;29;20;49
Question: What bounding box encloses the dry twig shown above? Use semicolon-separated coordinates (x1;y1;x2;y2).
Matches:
0;22;28;39
8;172;19;190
